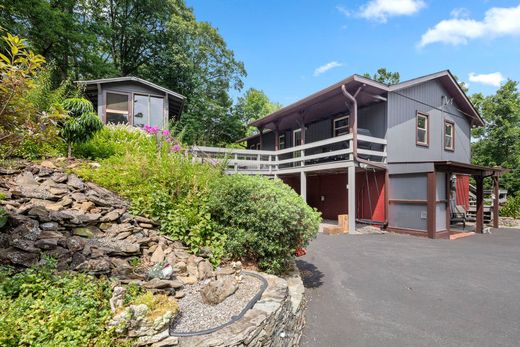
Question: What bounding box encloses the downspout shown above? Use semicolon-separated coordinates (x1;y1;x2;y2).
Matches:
341;84;388;228
341;84;386;170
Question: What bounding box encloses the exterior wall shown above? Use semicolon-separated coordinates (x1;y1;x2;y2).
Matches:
388;173;428;232
358;102;387;139
98;81;168;128
307;173;347;220
455;174;470;210
386;79;471;164
356;171;385;222
436;172;447;231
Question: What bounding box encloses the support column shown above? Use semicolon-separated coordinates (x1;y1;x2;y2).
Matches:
493;176;499;228
274;122;280;151
300;171;307;202
476;176;484;233
348;165;356;233
446;172;451;233
427;171;437;239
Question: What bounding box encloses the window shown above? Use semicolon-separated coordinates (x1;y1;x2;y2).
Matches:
333;115;349;137
416;112;429;146
293;129;302;159
444;120;455;151
106;92;129;125
133;94;164;128
279;134;285;149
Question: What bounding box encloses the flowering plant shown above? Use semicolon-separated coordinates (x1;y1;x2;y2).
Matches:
142;125;182;153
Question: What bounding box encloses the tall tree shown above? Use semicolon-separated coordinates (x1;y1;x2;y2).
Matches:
471;80;520;194
363;68;400;85
232;88;282;137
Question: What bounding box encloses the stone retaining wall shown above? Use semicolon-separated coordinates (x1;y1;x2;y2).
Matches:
172;266;306;347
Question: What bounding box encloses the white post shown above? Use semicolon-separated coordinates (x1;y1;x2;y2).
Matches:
268;155;272;174
348;165;356;233
257;154;261;170
300;171;307;202
234;153;238;173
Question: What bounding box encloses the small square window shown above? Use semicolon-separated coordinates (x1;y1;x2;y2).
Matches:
416;112;429;147
444;121;455;151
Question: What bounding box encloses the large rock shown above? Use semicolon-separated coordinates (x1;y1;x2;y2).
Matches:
143;278;183;290
200;277;238;305
75;258;111;274
67;174;84;190
0;247;39;266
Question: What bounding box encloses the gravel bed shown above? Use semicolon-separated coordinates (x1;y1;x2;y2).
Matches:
171;274;262;333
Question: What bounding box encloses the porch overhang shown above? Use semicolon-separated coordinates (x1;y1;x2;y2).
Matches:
433;161;506;177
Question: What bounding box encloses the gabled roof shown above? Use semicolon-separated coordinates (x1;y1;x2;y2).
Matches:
389;70;484;126
76;76;186;101
250;70;484;129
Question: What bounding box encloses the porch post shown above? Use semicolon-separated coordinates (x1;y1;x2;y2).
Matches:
300;171;307;202
493;175;499;228
348;165;356;233
274;122;280;151
445;172;451;233
258;126;264;150
427;171;437;239
475;176;484;233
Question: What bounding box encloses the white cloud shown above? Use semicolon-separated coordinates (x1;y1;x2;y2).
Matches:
450;7;470;19
419;4;520;47
468;72;505;87
336;5;352;17
358;0;426;22
313;61;343;76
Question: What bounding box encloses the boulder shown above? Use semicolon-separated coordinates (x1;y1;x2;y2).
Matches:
66;236;86;252
76;258;111;274
197;260;214;280
200;277;238;305
67;174;84;190
0;247;39;266
143;278;183;290
150;246;165;264
40;222;59;231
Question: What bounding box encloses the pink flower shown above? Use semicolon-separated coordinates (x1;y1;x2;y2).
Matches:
162;129;171;137
171;144;181;153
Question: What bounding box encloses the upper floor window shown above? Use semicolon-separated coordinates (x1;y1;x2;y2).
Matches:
416;112;429;147
134;94;164;128
444;120;455;151
106;92;129;125
279;134;286;149
333;115;349;137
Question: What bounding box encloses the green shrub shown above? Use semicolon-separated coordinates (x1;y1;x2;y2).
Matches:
75;137;226;264
74;125;156;159
500;194;520;218
0;260;122;346
207;175;321;274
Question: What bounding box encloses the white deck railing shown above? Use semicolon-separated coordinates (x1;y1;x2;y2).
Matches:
190;133;387;175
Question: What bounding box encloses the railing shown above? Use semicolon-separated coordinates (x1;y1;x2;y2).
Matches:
190;133;387;175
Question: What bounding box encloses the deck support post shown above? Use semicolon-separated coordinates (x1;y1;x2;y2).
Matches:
300;171;307;202
427;171;436;239
475;176;484;233
258;126;264;150
493;175;499;228
348;165;356;233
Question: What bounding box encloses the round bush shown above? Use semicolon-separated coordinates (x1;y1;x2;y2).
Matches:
207;175;321;274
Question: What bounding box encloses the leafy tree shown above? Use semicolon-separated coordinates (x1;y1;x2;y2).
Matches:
0;33;65;159
363;67;400;85
232;88;282;137
60;98;104;157
471;80;520;194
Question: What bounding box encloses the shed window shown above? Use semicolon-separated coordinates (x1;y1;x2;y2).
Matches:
106;92;129;125
133;94;164;128
444;121;454;151
333;116;349;137
416;112;429;146
279;134;285;149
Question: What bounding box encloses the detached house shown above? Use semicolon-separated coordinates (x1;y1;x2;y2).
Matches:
193;70;504;238
77;76;186;130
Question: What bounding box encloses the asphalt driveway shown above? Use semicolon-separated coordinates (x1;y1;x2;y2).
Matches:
297;229;520;347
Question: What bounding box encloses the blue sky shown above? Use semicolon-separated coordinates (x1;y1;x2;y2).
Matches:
187;0;520;105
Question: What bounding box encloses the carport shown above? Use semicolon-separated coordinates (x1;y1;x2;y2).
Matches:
432;161;506;237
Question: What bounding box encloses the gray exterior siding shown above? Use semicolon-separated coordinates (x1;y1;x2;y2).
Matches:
386;79;471;164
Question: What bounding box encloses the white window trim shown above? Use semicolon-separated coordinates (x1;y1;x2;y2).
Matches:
279;134;285;149
293;128;302;146
133;93;165;127
416;112;429;146
444;121;455;151
333;115;349;137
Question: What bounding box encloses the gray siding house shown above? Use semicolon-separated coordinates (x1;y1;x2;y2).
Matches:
193;70;504;238
77;77;185;129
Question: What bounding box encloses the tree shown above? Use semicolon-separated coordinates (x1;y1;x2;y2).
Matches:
471;80;520;194
60;98;104;157
363;68;400;85
232;88;282;137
